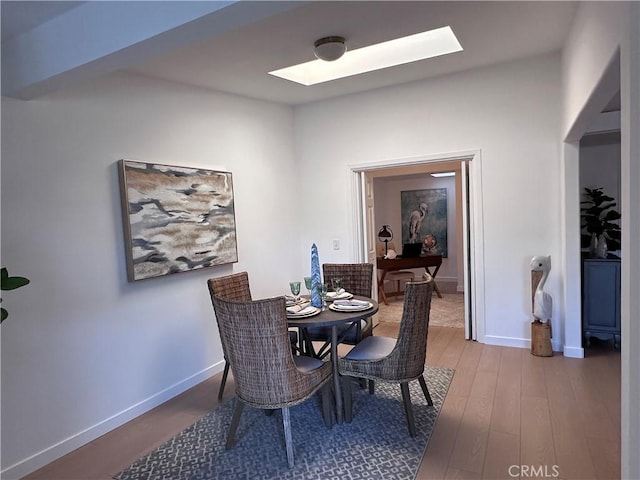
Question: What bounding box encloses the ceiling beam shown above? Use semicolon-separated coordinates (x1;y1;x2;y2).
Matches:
1;1;303;99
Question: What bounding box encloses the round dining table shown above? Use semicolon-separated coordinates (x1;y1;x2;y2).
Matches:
286;295;379;424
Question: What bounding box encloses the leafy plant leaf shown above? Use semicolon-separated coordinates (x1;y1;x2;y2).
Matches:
1;273;30;291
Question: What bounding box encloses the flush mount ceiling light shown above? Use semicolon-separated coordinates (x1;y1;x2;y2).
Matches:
314;36;346;61
269;26;463;86
431;172;456;177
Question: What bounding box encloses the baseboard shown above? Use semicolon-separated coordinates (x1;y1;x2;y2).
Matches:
483;335;573;356
483;335;531;349
1;361;225;480
563;345;585;358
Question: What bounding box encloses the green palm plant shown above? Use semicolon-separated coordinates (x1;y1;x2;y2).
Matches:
1;267;30;323
580;187;621;253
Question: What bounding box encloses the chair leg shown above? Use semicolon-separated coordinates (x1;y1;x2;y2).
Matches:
225;399;245;449
217;360;230;401
300;328;318;357
418;375;433;406
321;383;334;428
400;382;417;437
342;376;353;423
282;407;295;468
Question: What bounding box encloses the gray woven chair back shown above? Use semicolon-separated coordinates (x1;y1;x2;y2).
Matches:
207;272;252;364
322;263;373;297
340;279;433;383
212;295;329;408
388;279;434;380
207;272;252;303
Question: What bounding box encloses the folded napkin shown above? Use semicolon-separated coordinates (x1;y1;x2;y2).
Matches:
334;299;370;307
327;289;351;300
286;302;312;314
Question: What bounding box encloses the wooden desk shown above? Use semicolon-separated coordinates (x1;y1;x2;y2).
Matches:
377;255;443;304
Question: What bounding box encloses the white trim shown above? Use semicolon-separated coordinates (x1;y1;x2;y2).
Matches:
621;4;640;477
349;170;366;263
1;362;223;480
563;345;585;358
468;154;485;343
484;334;565;354
483;335;530;349
348;149;481;171
348;149;485;344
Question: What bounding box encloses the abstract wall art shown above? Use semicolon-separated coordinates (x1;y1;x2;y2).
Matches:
401;188;448;258
118;160;238;281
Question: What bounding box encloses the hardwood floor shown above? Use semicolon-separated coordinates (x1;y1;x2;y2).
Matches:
24;325;620;480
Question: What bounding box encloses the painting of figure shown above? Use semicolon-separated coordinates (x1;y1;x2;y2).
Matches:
401;188;448;258
118;160;238;281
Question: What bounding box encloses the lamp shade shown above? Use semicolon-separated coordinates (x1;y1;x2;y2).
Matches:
378;225;393;255
378;225;393;242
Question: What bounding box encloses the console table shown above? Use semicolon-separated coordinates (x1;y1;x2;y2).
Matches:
582;257;620;349
377;255;443;304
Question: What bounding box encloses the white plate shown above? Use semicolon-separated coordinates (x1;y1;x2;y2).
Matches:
287;306;321;318
329;301;373;312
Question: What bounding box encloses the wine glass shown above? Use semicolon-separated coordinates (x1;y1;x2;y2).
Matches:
316;282;328;310
304;276;313;298
289;281;301;303
331;277;342;294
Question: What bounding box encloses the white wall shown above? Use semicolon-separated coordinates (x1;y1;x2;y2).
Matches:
562;2;627;138
562;2;640;477
373;175;458;285
0;72;302;477
579;137;621;254
579;138;621;202
294;53;563;350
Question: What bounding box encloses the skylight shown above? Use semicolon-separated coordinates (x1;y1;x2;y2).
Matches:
431;172;456;177
269;26;463;86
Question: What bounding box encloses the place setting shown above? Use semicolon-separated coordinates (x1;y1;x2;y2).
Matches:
329;299;373;312
286;281;321;318
325;277;354;301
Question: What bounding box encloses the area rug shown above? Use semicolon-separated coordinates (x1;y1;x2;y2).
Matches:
114;366;454;480
375;293;465;328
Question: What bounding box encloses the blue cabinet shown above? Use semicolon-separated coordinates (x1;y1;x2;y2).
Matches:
582;258;621;349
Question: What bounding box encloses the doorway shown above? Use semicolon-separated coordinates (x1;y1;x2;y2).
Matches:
348;150;485;342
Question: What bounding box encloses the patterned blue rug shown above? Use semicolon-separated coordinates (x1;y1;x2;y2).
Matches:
114;366;454;480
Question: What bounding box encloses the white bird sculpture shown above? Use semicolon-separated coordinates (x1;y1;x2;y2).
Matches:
530;255;552;323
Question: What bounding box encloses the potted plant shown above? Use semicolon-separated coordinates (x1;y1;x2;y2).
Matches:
580;187;621;258
1;267;30;323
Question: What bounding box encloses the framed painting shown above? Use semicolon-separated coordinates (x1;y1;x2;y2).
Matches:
400;188;448;258
118;160;238;281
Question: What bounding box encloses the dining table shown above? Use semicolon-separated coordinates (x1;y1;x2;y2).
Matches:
286;295;379;425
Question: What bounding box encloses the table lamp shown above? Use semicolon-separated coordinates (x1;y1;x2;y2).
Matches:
378;225;393;255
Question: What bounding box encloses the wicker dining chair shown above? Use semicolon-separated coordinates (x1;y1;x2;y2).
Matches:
212;295;333;468
302;263;374;358
338;277;434;437
207;272;299;401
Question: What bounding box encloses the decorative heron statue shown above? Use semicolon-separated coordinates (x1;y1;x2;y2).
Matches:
530;255;553;357
530;255;552;323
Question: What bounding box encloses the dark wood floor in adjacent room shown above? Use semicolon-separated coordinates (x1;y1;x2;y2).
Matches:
24;324;620;480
